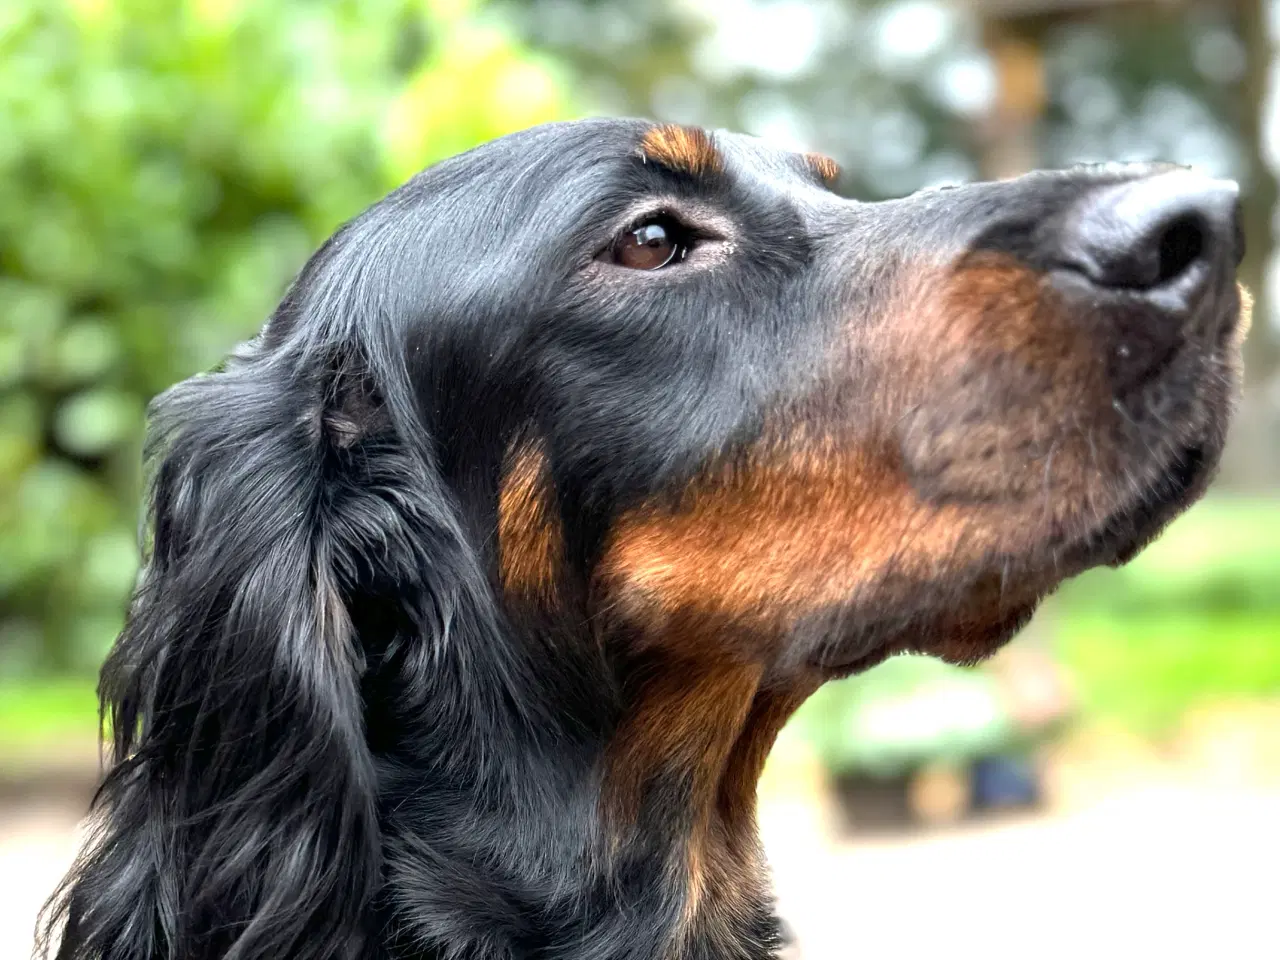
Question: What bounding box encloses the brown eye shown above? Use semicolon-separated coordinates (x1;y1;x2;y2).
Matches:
611;217;689;270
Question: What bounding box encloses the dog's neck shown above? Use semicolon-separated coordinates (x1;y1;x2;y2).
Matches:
369;612;806;960
601;650;816;957
360;438;810;958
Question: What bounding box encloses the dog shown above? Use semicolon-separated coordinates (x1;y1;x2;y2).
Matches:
40;118;1247;960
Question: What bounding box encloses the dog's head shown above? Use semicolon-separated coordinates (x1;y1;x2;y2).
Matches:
379;119;1242;679
45;118;1246;960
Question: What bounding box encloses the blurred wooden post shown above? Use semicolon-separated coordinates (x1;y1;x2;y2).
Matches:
969;2;1104;179
978;14;1050;178
1239;0;1277;376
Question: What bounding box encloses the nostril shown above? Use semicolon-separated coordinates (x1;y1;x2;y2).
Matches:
1046;170;1240;397
1062;171;1239;295
1155;214;1206;287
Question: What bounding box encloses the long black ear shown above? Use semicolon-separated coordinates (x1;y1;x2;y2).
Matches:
39;331;413;960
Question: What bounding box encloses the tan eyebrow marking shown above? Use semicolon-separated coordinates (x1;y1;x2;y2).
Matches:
639;124;724;177
804;152;841;187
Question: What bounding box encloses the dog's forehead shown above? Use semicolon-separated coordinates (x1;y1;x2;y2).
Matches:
441;120;839;204
635;124;839;190
711;130;819;181
502;120;830;182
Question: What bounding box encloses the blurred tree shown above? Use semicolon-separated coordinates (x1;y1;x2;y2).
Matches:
508;0;1261;220
505;0;990;200
0;0;567;674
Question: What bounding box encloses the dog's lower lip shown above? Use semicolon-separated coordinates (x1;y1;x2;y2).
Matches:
1065;439;1207;566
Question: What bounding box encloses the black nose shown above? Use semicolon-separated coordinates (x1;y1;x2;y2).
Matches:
1063;171;1243;295
1056;171;1243;395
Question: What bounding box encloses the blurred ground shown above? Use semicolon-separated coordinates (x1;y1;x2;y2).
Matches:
763;703;1280;959
1;796;83;960
4;704;1280;960
764;784;1280;959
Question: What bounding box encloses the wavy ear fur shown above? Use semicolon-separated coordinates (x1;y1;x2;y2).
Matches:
38;324;436;960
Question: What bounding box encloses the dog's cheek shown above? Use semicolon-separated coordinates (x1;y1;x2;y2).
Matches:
592;454;1020;657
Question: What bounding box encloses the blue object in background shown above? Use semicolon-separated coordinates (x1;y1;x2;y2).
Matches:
970;755;1041;811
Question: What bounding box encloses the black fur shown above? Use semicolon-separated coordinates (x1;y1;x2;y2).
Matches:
39;119;1243;960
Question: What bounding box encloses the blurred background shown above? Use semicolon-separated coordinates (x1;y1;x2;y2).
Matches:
1;0;1278;956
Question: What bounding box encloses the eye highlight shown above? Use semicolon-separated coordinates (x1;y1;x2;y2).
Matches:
610;216;692;270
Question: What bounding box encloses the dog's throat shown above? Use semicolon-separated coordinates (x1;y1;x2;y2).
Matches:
601;650;815;949
496;436;804;955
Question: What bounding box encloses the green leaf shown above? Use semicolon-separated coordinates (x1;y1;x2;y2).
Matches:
54;389;142;456
51;318;122;385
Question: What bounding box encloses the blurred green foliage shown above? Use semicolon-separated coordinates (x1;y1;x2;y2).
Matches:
0;0;567;676
1055;497;1280;732
1056;497;1280;618
1059;611;1280;735
0;676;98;750
793;655;1022;777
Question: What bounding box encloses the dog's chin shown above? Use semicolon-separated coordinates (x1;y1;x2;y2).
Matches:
1064;435;1218;570
811;601;1038;680
808;433;1221;681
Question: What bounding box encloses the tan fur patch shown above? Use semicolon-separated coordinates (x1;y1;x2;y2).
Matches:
804;152;840;187
678;680;818;946
603;655;763;827
715;684;817;836
884;254;1118;511
639;124;724;177
600;649;813;945
1236;282;1254;341
597;451;1002;629
497;438;563;605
